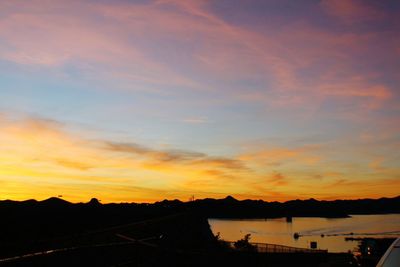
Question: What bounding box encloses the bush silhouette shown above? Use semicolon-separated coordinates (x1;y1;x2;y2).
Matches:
214;232;232;250
234;234;256;252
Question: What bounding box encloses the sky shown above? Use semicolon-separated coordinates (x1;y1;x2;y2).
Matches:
0;0;399;203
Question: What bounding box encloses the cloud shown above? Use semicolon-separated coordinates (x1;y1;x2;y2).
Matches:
320;0;384;23
182;117;209;124
238;145;321;167
102;141;246;170
0;113;254;202
1;112;399;202
267;172;288;186
55;159;93;171
201;169;236;180
0;0;396;116
0;0;197;89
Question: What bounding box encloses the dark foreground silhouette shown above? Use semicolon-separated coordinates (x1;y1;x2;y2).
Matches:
0;196;398;266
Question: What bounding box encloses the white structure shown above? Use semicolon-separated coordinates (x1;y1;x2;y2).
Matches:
376;237;400;267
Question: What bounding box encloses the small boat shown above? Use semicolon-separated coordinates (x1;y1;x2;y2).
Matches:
376;237;400;267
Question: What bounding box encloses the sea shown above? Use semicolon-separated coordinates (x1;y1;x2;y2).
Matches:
209;214;400;252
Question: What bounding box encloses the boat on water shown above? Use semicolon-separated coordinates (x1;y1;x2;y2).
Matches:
376;237;400;267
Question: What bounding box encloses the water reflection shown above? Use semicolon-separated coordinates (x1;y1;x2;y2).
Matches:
209;214;400;252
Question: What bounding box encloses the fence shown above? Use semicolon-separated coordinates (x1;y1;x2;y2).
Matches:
226;241;328;254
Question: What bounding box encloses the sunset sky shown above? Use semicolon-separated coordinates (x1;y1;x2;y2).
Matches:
0;0;399;203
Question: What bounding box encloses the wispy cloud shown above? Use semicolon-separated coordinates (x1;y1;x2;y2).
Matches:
266;172;288;187
182;117;210;124
238;145;322;167
0;113;252;201
1;112;399;202
102;141;245;170
320;0;385;23
0;0;396;115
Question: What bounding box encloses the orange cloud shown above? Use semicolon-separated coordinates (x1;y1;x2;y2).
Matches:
239;145;321;167
55;159;94;171
102;141;246;171
0;113;255;202
7;112;398;202
267;172;288;186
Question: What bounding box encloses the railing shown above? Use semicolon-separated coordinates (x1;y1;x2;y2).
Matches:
226;241;328;254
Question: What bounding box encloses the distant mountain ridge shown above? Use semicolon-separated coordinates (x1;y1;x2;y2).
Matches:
0;194;398;265
184;195;400;218
1;195;399;218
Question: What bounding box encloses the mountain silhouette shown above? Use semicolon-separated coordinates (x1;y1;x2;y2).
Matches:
0;195;398;266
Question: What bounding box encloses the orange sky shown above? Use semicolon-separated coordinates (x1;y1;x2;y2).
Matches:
1;115;399;203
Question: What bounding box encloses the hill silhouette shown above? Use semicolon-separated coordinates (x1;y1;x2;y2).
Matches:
1;195;399;219
157;195;400;218
0;196;398;266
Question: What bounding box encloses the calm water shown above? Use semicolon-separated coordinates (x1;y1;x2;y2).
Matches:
209;214;400;252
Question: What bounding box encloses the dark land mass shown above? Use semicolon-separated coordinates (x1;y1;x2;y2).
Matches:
182;195;400;218
0;196;398;266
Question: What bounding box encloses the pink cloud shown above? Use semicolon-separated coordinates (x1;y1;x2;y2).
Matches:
0;1;198;89
320;0;385;22
0;0;396;115
162;2;395;113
